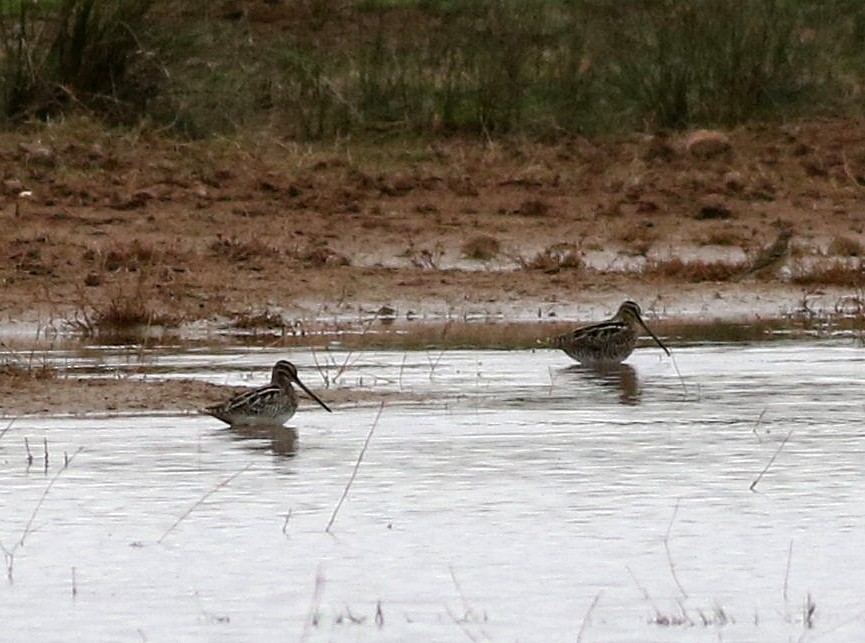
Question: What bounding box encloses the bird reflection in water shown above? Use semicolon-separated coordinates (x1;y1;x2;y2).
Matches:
228;424;299;457
563;362;640;405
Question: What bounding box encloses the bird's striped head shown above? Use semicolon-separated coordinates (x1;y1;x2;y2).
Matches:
615;300;671;357
271;360;299;385
271;360;332;413
613;300;643;325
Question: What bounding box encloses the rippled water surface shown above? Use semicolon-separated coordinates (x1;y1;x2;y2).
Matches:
2;341;865;642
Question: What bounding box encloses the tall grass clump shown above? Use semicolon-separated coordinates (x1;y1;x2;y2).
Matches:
339;1;543;134
597;0;819;128
0;0;157;122
5;0;865;138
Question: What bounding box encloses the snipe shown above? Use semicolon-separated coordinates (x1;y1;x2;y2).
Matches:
554;301;670;365
203;360;331;427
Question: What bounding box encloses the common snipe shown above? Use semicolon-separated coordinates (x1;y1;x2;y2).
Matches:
554;301;670;365
204;360;331;427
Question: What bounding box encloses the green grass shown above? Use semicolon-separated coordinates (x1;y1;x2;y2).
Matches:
2;0;865;138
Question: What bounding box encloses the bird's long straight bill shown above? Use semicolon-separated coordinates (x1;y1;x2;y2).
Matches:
638;319;671;356
295;378;333;412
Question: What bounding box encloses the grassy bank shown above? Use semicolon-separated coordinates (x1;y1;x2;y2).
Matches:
1;0;864;139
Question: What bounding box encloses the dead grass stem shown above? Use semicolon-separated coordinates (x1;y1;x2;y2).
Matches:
664;500;688;599
157;463;253;544
517;242;583;273
791;259;864;286
827;235;864;257
750;427;794;491
325;401;384;533
0;447;82;581
644;257;748;282
461;234;501;261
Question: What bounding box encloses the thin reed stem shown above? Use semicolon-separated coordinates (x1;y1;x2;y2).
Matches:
750;428;794;491
158;463;252;544
325;401;384;533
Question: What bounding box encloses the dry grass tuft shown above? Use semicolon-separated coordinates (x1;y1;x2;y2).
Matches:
85;240;188;272
461;234;502;261
301;244;350;267
231;310;286;330
519;243;583;273
0;362;56;380
515;200;551;217
65;273;181;337
700;229;748;247
792;259;865;286
644;257;748;282
94;294;177;330
210;235;276;262
827;235;864;257
617;223;658;256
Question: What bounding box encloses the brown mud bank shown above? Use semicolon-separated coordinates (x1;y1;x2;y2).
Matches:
1;117;865;333
3;117;865;414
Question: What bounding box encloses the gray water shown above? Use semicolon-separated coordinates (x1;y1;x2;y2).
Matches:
1;341;864;642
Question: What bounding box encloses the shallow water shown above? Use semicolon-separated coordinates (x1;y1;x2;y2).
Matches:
1;341;865;641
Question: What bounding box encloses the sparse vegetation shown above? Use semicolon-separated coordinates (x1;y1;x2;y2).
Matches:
231;310;287;331
210;235;277;263
644;257;748;282
461;234;501;261
0;0;157;123
519;243;583;273
791;259;865;287
64;273;180;337
701;230;748;247
84;240;189;273
617;223;658;256
1;1;865;137
0;362;56;381
827;235;864;257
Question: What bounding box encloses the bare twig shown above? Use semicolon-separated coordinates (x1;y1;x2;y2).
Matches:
310;344;329;388
447;566;487;642
804;606;865;641
325;401;384;533
803;593;816;630
626;566;660;614
375;600;384;628
397;352;407;392
299;565;326;642
0;447;83;581
576;591;603;642
783;539;793;603
750;428;794;491
668;351;688;396
282;508;292;536
841;150;865;192
157;463;253;544
752;408;768;443
426;350;446;380
0;418;14;442
450;566;474;620
20;447;83;547
664;499;688;598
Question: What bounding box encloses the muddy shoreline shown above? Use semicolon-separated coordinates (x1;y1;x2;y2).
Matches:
3;118;865;414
